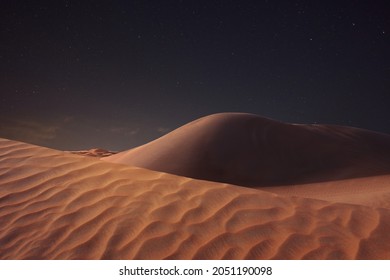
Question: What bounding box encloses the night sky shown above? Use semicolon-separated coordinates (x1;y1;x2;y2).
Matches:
1;1;389;151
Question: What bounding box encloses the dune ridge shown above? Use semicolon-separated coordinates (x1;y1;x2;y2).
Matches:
1;137;390;259
102;113;390;187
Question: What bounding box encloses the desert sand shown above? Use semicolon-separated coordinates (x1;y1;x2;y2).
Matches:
1;113;390;259
102;113;390;187
67;148;117;158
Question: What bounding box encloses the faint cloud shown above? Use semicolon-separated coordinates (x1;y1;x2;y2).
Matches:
0;118;60;143
129;128;140;135
110;126;139;136
63;115;75;123
157;127;170;134
110;127;124;133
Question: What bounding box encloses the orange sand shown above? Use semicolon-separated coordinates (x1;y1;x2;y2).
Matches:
67;148;116;157
102;113;390;187
1;136;390;259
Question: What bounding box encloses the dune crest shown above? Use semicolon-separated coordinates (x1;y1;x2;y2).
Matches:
102;113;390;187
1;137;390;259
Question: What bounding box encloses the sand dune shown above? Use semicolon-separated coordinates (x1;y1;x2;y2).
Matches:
261;175;390;209
67;148;117;158
102;113;390;187
1;137;390;259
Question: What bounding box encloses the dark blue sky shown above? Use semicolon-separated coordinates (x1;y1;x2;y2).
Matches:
1;0;389;150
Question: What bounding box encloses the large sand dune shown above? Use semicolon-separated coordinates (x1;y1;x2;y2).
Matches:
102;113;390;187
1;137;390;259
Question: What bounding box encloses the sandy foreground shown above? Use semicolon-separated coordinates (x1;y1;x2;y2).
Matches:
1;136;390;259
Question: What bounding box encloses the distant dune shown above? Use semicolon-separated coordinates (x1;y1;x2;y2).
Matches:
67;148;117;158
102;113;390;187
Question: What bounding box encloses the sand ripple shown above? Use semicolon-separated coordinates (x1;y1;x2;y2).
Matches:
1;138;390;259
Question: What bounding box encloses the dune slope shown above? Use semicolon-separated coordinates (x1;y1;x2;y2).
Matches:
102;113;390;187
1;137;390;259
261;175;390;209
